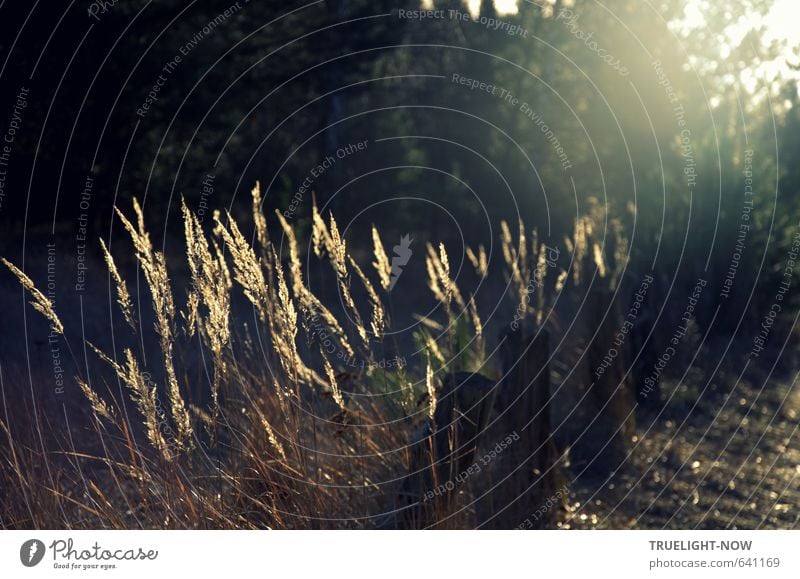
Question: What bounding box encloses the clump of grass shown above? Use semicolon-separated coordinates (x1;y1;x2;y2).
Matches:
0;186;623;529
0;188;416;528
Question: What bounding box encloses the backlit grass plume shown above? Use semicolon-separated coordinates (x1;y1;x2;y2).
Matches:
371;226;392;291
276;210;354;359
89;342;172;461
466;244;488;278
349;255;386;338
1;257;64;335
116;200;193;450
425;242;465;309
182;199;231;419
76;377;115;423
426;356;436;421
98;239;136;331
321;212;369;346
215;210;270;323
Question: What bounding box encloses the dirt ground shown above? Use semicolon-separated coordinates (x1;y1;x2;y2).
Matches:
563;369;800;529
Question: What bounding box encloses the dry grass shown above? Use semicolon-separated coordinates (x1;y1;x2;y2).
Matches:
0;190;416;528
0;187;624;529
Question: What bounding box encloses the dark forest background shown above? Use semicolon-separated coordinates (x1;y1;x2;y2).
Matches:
1;0;798;334
1;0;799;414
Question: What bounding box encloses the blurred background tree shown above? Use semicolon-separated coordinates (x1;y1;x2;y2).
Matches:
0;0;798;338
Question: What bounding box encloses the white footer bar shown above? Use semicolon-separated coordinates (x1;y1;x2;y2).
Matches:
1;530;797;578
